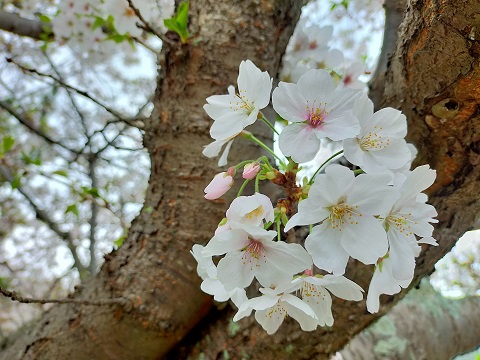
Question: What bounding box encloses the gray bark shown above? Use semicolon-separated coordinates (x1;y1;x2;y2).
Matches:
341;281;480;360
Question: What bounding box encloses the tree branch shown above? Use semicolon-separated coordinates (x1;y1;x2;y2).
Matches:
0;165;88;277
369;0;407;108
0;99;79;155
0;10;50;40
126;0;174;47
0;286;131;309
340;281;480;360
6;58;139;128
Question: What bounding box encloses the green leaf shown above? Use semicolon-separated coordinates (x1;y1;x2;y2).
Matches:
113;235;125;249
21;149;42;166
0;276;11;288
2;136;14;153
38;14;51;23
66;204;79;218
11;174;21;190
82;186;101;198
176;1;189;29
164;1;189;44
93;17;105;30
52;170;68;177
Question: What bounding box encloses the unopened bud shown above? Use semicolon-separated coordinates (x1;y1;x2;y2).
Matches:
242;162;261;179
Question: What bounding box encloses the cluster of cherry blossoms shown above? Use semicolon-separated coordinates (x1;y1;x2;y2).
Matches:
193;58;438;335
280;22;367;90
49;0;173;55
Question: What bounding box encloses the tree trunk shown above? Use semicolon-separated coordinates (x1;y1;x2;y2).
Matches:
165;1;480;359
0;1;302;359
340;281;480;360
2;0;480;359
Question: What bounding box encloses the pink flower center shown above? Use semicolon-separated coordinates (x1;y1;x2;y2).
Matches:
242;238;266;268
307;105;327;128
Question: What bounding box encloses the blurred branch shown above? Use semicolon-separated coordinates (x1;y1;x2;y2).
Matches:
0;286;131;308
369;0;407;108
0;11;51;40
0;165;88;277
6;58;143;128
0;99;79;155
42;52;89;139
88;155;98;275
127;0;174;46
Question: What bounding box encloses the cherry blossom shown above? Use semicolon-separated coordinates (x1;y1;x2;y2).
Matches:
384;165;438;280
202;134;237;167
242;162;261;179
366;256;412;313
204;171;234;200
190;245;247;306
343;94;412;174
291;273;363;326
233;282;318;334
225;193;274;227
285;164;399;274
204;60;272;141
341;61;367;89
202;222;312;290
273;69;360;163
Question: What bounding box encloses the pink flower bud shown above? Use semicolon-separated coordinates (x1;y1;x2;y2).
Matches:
242;162;261;179
204;172;234;200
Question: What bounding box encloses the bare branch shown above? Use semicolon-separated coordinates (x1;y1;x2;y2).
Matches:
0;99;79;155
126;0;175;46
0;10;51;40
88;155;98;275
7;58;140;128
0;165;88;277
42;52;90;139
0;286;131;308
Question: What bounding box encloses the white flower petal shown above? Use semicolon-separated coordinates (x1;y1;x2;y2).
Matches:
388;231;416;281
279;123;321;163
340;215;388;265
272;82;307;123
305;223;350;275
321;275;364;301
217;251;255;290
202;228;247;256
297;69;335;105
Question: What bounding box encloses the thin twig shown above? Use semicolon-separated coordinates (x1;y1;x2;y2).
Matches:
0;99;79;155
7;58;139;128
0;165;88;277
43;51;90;138
0;286;130;308
88;154;98;275
126;0;175;46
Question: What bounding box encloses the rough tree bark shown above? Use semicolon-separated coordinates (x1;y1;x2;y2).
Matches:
340;281;480;360
1;1;303;359
167;1;480;359
1;0;480;359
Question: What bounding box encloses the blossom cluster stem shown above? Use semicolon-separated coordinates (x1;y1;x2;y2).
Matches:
309;150;344;184
260;114;280;136
237;179;250;197
244;132;286;167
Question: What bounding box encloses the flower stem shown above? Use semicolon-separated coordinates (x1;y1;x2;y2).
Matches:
244;132;286;167
237;179;250;197
255;174;260;193
309;150;344;184
234;160;254;170
277;219;281;241
353;168;364;175
260;114;280;136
